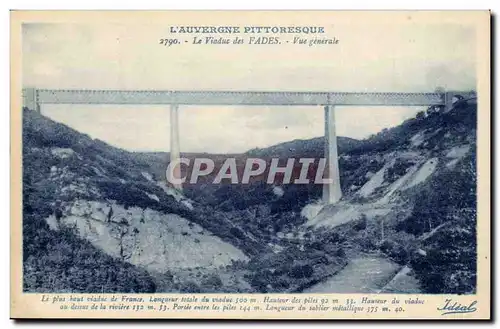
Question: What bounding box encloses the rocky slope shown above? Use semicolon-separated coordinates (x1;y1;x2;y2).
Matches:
301;99;477;294
22;109;249;293
46;200;248;272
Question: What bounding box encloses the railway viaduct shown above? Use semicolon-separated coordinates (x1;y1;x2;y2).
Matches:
22;88;475;204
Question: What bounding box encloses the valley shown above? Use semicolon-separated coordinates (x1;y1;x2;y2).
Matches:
22;98;477;294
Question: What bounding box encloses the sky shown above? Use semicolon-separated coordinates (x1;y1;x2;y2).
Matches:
22;20;477;153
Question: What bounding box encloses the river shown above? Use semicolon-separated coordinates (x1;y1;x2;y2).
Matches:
303;255;420;293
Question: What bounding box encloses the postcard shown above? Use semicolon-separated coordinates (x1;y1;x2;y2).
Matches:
10;10;491;319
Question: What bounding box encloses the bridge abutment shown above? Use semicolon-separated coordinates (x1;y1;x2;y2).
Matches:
22;88;40;113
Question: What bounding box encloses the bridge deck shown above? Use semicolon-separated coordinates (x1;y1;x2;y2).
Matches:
23;89;449;106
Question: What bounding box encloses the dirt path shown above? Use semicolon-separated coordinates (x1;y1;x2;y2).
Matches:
303;255;401;293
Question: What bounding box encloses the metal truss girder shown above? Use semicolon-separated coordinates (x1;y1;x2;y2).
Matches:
31;89;446;106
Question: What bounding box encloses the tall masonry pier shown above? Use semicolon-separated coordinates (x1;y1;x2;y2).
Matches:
22;88;475;204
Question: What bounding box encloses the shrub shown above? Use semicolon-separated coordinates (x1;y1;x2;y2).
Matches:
249;272;272;292
229;227;245;239
272;278;290;290
289;264;314;279
179;281;201;293
201;274;223;289
379;239;408;264
352;214;367;231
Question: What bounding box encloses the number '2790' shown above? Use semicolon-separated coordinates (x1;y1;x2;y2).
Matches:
159;38;180;46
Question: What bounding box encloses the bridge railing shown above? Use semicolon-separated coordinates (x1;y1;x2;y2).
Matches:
21;88;475;110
